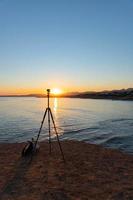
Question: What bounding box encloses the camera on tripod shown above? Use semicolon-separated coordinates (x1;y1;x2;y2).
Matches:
47;89;50;93
34;89;65;162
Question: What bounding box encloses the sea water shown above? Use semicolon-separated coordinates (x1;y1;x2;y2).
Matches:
0;97;133;153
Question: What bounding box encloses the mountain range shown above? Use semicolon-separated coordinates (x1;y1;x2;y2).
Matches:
0;88;133;100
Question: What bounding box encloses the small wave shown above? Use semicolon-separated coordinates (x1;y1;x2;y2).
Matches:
102;135;125;145
56;123;86;128
60;107;92;113
111;118;133;123
63;126;98;135
101;135;133;153
99;118;133;126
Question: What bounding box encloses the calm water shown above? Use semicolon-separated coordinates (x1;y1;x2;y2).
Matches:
0;97;133;153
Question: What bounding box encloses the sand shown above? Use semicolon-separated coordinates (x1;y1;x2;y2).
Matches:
0;140;133;200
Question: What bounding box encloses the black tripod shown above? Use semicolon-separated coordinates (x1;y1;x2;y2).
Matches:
35;89;65;162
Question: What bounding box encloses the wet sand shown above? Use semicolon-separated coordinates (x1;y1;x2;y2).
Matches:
0;140;133;200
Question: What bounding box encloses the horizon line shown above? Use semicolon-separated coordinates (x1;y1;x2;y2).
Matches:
0;87;133;96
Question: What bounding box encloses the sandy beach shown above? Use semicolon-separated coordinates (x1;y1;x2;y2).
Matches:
0;140;133;200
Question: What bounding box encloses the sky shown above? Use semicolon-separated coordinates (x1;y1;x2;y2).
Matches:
0;0;133;95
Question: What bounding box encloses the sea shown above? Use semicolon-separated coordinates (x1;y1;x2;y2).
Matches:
0;97;133;153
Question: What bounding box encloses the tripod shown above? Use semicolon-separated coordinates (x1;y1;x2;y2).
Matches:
35;89;65;162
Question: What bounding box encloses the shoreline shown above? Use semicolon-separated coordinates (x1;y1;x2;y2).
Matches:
0;140;133;199
0;95;133;101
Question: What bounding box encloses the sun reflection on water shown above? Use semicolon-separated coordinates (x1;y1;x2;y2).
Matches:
54;98;58;112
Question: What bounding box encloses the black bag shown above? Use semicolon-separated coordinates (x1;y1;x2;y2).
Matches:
21;141;33;157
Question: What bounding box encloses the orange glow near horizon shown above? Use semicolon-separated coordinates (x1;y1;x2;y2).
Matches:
0;87;42;95
0;84;132;95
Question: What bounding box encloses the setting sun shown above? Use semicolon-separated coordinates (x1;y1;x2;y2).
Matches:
51;88;62;95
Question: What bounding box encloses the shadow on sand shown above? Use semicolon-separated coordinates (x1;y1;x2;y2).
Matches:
0;155;32;199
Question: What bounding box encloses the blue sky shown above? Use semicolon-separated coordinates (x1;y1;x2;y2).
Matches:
0;0;133;94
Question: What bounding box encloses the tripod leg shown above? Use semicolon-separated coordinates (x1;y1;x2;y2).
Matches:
49;108;65;162
48;108;52;154
35;108;48;149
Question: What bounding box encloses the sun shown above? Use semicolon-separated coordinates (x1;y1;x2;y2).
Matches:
51;88;62;95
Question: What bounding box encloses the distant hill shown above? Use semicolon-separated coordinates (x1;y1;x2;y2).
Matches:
0;88;133;100
0;94;46;98
64;88;133;100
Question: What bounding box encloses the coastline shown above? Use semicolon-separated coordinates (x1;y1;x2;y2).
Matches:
0;140;133;200
0;88;133;101
0;95;133;101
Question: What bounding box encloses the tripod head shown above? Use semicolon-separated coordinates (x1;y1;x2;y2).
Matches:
47;89;50;94
47;89;50;108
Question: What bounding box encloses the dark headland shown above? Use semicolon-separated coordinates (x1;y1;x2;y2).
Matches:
0;88;133;100
0;140;133;200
